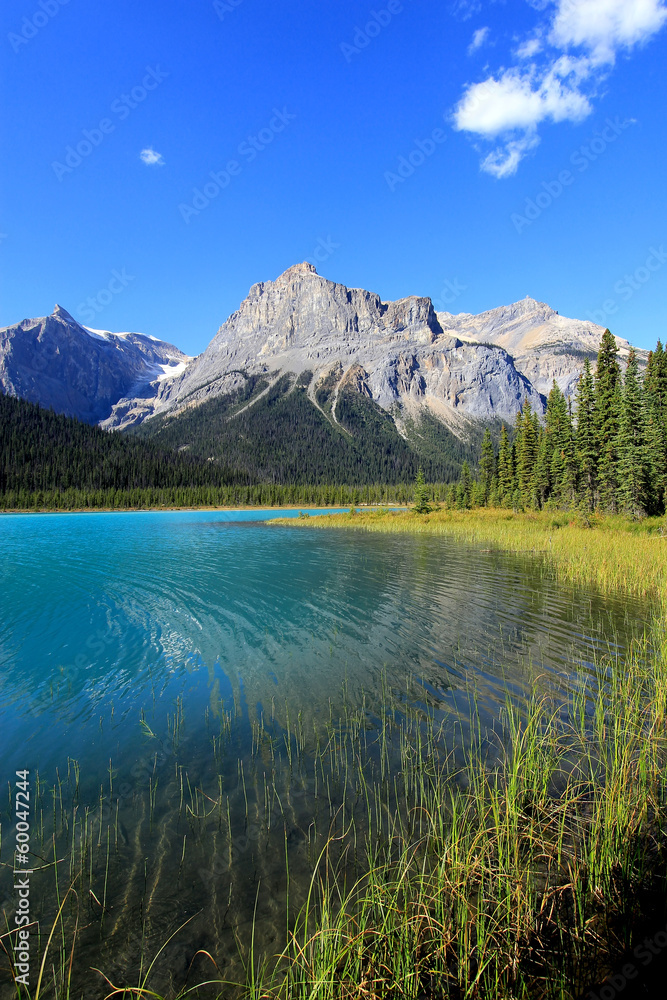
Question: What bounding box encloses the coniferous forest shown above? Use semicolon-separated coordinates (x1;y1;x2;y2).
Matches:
444;330;667;518
1;329;665;515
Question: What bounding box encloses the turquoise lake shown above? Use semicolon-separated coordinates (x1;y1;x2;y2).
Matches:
0;510;650;996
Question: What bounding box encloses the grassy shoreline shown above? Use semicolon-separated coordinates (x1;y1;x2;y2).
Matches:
247;506;667;999
273;506;667;601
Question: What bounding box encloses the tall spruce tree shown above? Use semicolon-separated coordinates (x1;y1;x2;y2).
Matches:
617;348;651;517
545;381;575;505
644;340;667;506
574;357;596;508
515;400;539;508
645;341;667;411
412;467;432;513
497;425;514;506
533;426;550;508
479;428;496;504
594;329;622;511
456;460;473;509
535;380;576;504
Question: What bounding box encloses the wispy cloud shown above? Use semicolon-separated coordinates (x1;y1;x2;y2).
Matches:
450;0;482;22
468;26;490;55
515;36;543;59
453;0;667;176
140;147;164;166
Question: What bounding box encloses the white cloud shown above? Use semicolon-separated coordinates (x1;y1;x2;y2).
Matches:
468;26;490;54
551;0;667;63
452;0;667;175
455;61;591;138
140;147;164;166
480;134;542;178
516;36;543;58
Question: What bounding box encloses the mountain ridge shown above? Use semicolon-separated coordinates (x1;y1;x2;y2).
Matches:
0;305;190;424
0;265;646;437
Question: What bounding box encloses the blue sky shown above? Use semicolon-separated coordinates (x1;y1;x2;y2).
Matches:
1;0;666;354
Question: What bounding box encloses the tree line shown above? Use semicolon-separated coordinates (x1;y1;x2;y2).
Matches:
0;387;467;510
0;391;232;496
0;482;421;512
441;330;666;517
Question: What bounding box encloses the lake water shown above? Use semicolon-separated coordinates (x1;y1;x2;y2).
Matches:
0;510;650;997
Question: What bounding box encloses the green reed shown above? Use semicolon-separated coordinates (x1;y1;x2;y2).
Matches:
3;601;667;998
238;624;667;1000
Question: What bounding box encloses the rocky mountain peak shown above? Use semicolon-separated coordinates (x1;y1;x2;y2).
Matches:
0;306;191;425
151;265;544;428
278;262;318;279
53;304;79;325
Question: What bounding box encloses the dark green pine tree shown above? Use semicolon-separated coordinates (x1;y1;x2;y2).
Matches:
497;425;514;507
412;466;432;513
456;460;472;509
645;406;666;514
594;329;622;511
574;357;596;509
545;381;575;506
644;340;667;507
617;348;652;517
645;340;667;412
515;400;539;509
533;426;550;508
479;428;496;505
530;408;543;508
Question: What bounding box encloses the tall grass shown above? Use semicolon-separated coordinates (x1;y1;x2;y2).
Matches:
246;623;667;999
4;632;666;998
276;507;667;600
247;507;667;997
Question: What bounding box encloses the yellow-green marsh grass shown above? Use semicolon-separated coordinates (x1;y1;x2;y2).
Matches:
250;506;667;998
275;507;667;601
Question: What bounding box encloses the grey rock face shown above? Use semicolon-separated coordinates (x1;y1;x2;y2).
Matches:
157;263;544;431
0;305;191;424
436;296;647;400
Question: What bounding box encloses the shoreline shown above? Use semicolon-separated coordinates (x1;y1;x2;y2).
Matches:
0;503;403;516
274;506;667;600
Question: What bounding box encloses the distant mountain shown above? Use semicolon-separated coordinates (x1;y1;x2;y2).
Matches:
106;264;645;435
436;297;647;400
0;266;648;484
0;305;191;424
133;263;545;434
